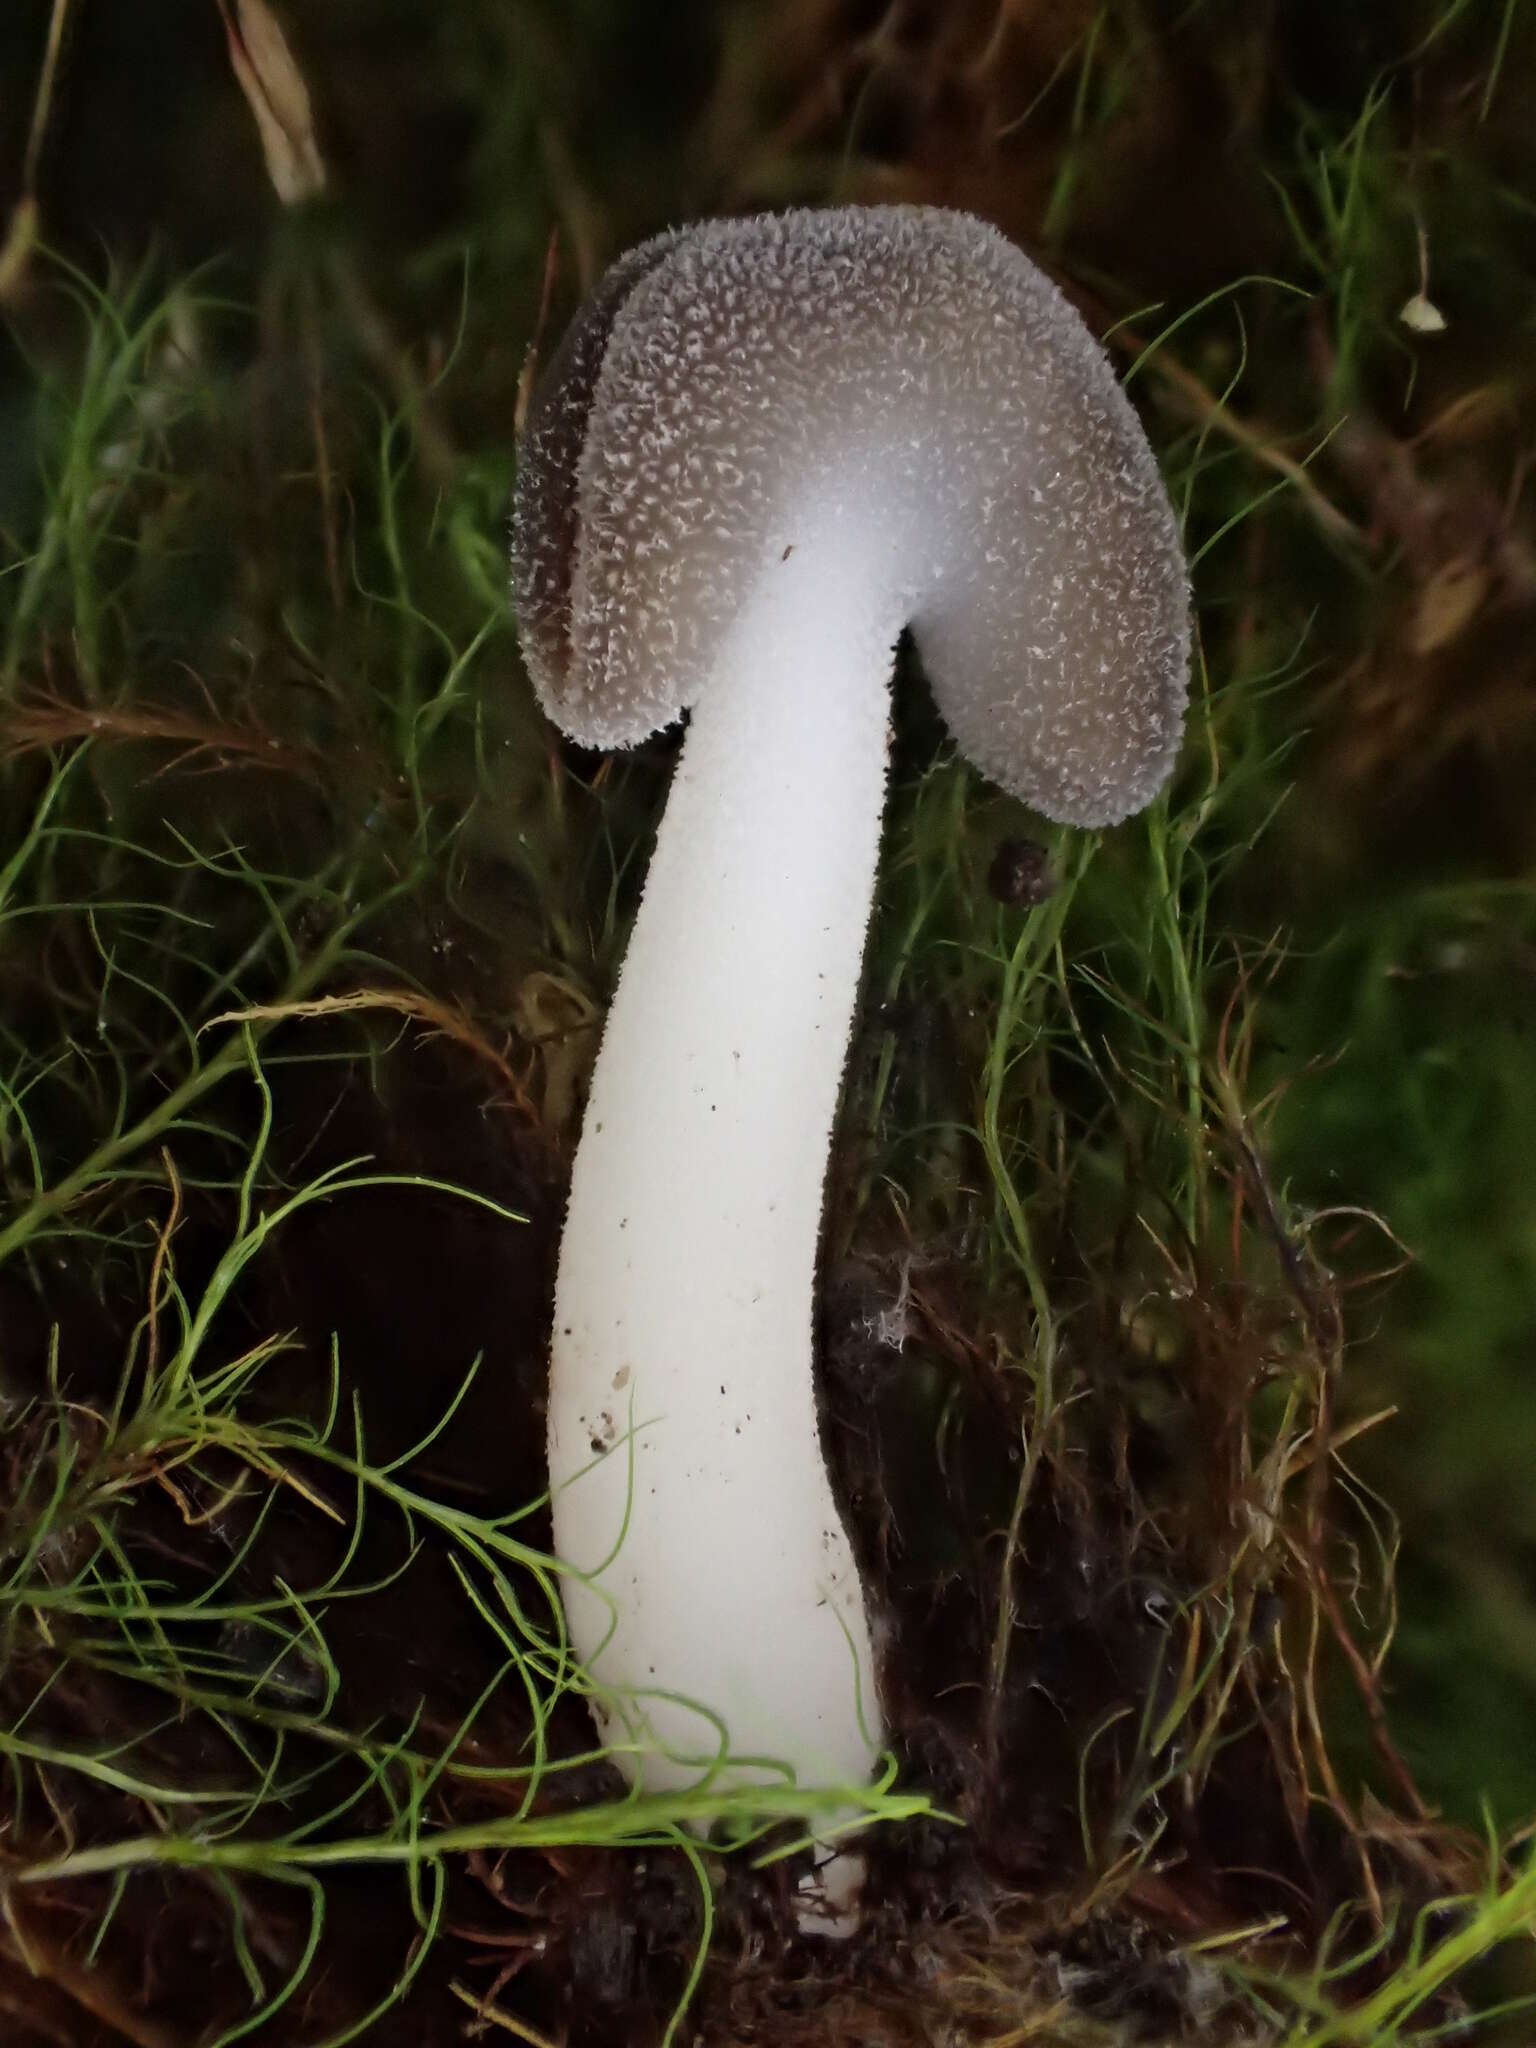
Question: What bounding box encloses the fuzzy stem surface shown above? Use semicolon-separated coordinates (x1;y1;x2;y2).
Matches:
549;537;896;1793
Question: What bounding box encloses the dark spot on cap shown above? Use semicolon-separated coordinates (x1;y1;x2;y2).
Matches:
511;233;680;700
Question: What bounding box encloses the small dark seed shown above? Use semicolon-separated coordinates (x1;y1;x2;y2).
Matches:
988;836;1055;905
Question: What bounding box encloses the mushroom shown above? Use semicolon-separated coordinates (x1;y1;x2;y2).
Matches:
511;207;1189;1819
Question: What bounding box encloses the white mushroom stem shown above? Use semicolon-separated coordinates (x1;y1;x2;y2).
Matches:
549;530;896;1792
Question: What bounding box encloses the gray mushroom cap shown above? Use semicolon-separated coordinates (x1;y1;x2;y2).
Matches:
511;205;1190;828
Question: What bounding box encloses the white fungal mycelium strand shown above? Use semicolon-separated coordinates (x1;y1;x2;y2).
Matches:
511;205;1190;1828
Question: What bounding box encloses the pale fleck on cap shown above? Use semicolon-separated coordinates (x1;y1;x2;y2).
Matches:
511;206;1190;827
